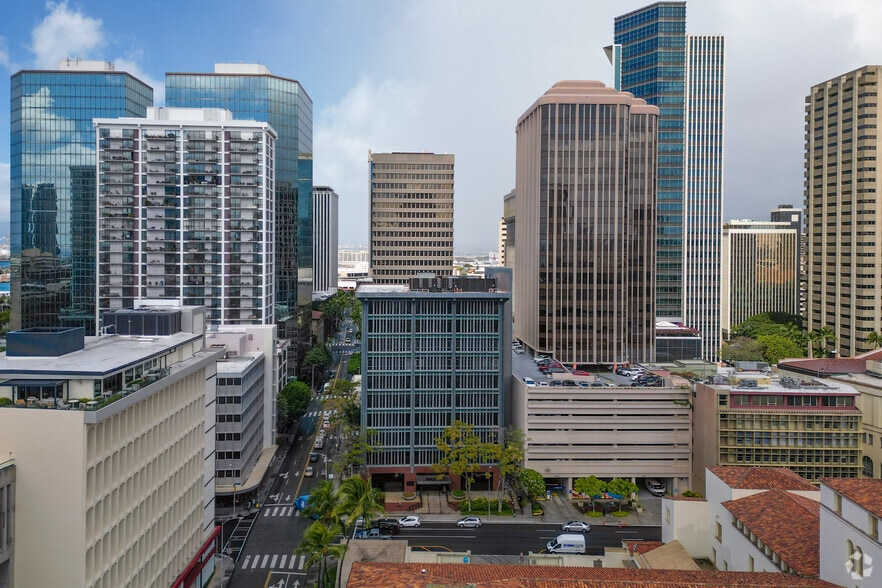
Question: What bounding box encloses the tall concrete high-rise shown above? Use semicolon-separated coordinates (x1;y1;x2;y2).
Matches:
166;64;313;370
10;59;153;334
94;108;277;326
721;217;800;338
609;2;725;360
514;81;658;365
312;186;339;292
368;151;454;284
805;65;882;356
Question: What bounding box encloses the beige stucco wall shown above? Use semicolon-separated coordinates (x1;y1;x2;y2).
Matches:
0;409;87;585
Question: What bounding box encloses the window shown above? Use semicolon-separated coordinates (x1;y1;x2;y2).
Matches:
748;555;754;572
871;515;879;540
715;521;722;542
835;493;843;514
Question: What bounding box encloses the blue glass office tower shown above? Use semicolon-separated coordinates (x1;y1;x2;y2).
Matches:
610;2;725;360
10;60;152;334
166;64;314;331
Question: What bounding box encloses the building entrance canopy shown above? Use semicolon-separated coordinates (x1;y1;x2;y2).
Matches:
416;474;450;487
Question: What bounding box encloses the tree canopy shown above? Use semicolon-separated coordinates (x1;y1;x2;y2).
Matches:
757;334;803;364
520;469;545;501
433;420;495;510
720;336;766;362
277;380;311;428
347;352;361;376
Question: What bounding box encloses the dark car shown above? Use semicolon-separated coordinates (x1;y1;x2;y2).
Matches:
374;518;400;533
550;380;563;387
309;452;319;462
562;380;577;387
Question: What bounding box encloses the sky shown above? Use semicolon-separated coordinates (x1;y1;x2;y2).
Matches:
1;0;881;254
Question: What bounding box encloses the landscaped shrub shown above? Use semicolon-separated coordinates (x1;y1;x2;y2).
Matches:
402;491;416;500
450;489;465;500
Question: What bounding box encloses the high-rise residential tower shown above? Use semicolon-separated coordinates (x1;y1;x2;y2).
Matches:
609;2;725;360
10;59;153;334
166;64;312;368
721;217;800;338
368;151;454;284
312;186;339;292
94;108;276;325
514;81;658;365
805;65;882;356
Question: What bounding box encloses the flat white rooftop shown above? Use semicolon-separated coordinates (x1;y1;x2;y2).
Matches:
0;332;202;376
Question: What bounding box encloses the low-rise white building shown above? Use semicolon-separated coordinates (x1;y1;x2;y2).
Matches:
664;467;820;576
819;478;881;586
0;325;223;587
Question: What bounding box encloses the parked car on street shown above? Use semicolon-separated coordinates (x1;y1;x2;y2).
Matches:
304;466;314;477
398;515;421;527
457;516;482;528
355;527;392;540
374;518;401;532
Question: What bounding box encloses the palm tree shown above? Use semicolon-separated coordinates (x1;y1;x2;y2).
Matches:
818;326;836;357
296;521;346;588
867;331;882;350
806;330;823;359
336;475;385;531
303;479;340;525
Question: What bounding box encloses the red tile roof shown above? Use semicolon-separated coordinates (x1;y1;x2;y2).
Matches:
778;348;882;376
346;562;839;587
623;540;665;555
821;478;882;518
722;489;820;577
709;467;817;491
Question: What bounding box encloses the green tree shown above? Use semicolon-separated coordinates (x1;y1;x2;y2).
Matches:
818;326;837;357
433;420;495;511
336;475;385;531
868;332;882;349
720;336;766;362
492;427;525;512
335;430;379;478
730;312;802;339
519;469;545;502
806;330;824;359
341;397;360;429
347;352;361;376
277;380;311;429
607;477;639;512
300;344;332;389
757;334;803;364
573;475;607;512
318;290;357;327
295;521;346;588
303;479;340;525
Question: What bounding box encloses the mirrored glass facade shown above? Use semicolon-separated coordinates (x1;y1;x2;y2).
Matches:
613;2;725;360
10;67;153;334
165;68;313;324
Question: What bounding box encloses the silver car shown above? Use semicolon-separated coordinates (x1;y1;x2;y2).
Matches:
561;520;591;532
456;516;482;528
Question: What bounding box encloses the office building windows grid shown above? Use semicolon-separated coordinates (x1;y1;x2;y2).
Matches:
359;290;507;469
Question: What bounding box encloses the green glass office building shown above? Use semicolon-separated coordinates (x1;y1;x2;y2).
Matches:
611;1;725;360
10;60;153;333
166;64;313;327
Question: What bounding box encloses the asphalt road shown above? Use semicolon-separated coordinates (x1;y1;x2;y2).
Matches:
386;521;661;556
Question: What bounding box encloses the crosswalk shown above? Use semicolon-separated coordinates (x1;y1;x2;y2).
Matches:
305;410;323;418
262;505;297;517
241;553;309;571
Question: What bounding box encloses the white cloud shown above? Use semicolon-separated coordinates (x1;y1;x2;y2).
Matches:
30;1;104;69
0;37;11;71
314;76;428;248
116;56;164;105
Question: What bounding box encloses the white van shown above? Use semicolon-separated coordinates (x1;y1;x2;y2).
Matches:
314;437;325;449
546;533;586;554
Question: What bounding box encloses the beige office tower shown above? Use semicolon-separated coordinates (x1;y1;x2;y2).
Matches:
368;151;454;284
514;81;658;365
805;66;882;356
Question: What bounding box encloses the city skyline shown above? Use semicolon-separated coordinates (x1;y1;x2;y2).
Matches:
1;1;882;252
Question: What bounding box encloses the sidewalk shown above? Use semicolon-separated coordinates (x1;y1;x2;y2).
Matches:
400;490;662;527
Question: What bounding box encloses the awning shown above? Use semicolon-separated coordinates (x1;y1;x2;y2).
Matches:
416;474;451;486
1;379;66;387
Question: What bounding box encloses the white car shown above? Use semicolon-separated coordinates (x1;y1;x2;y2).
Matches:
523;377;536;387
645;478;666;496
457;516;482;528
305;466;314;477
398;515;421;528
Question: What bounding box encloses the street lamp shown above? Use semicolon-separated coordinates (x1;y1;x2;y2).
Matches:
233;484;239;518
